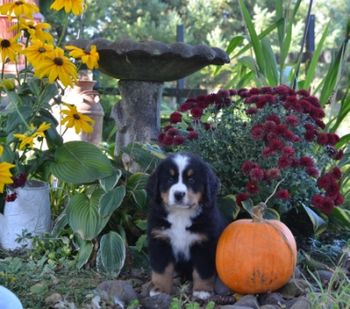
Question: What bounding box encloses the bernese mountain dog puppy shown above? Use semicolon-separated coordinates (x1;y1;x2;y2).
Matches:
146;153;227;300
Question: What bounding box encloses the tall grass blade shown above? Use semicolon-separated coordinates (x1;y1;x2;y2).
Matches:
261;37;279;85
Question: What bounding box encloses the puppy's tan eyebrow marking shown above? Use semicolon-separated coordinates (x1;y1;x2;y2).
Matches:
170;169;175;176
187;169;194;177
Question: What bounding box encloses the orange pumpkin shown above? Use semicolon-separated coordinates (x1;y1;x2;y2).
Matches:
216;204;297;294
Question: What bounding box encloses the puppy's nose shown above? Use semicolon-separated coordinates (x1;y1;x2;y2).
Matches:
174;191;185;202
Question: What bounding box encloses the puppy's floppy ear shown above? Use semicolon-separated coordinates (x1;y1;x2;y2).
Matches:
146;166;159;201
204;163;220;205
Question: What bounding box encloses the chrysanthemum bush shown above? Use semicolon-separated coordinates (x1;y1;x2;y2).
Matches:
159;85;345;221
0;0;101;200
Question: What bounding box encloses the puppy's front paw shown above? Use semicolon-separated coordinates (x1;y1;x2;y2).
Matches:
192;290;212;300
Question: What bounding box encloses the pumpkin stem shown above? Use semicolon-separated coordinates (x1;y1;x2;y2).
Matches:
264;178;285;206
252;202;266;222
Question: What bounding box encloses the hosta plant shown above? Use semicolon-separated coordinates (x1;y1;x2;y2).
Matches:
159;85;347;234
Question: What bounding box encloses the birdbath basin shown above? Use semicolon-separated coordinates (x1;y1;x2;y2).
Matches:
70;38;230;154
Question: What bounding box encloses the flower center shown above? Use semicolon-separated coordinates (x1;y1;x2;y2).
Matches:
73;113;80;120
15;1;24;5
53;57;64;66
38;47;46;53
1;40;10;48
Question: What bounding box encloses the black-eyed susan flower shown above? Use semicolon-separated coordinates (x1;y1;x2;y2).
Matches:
65;44;99;70
15;20;54;43
34;122;51;138
0;36;22;62
34;47;78;87
60;104;95;134
0;0;39;18
0;162;15;193
22;40;54;66
13;133;35;150
50;0;85;16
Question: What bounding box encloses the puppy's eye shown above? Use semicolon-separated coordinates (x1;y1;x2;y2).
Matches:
188;177;195;184
168;177;175;184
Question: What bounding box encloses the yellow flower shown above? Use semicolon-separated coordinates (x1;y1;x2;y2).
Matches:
0;162;15;193
60;104;95;134
0;0;39;18
0;78;16;91
34;47;78;87
34;122;51;138
15;20;54;43
50;0;85;16
22;40;54;66
0;145;3;156
65;44;99;70
13;133;35;150
0;36;22;62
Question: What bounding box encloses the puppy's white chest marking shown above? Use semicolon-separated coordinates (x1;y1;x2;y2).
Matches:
165;209;202;261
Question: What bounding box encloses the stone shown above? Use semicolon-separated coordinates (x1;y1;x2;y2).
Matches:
142;293;172;309
260;305;280;309
233;295;259;309
289;296;311;309
315;270;333;287
215;276;232;296
44;293;63;305
259;292;285;306
279;279;309;299
95;280;138;307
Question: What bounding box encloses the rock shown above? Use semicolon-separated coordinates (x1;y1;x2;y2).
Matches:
315;270;333;287
259;292;285;306
279;279;309;299
45;293;62;305
142;293;172;309
260;305;280;309
95;280;138;307
215;277;232;296
289;296;311;309
233;295;259;309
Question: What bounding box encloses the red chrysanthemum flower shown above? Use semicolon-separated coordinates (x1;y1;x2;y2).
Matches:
278;156;292;169
236;192;250;207
317;174;336;190
187;130;198;140
262;147;275;157
334;193;344;205
315;119;326;129
249;167;265;182
241;160;259;174
246;182;259;194
274;124;288;135
265;167;281;180
190;107;203;119
260;86;273;94
173;135;185;145
161;135;173;146
169;111;182;124
263;94;276;104
167;127;178;136
245;95;260;104
251;124;265;140
285;115;299;127
281;146;295;156
275;85;291;95
306;167;319;178
317;133;329;145
331;167;342;179
299;156;314;167
248;88;260;95
334;149;344;160
268;139;284;151
325;181;340;197
246;107;258;115
327;133;340;146
297;89;310;97
276;189;289;200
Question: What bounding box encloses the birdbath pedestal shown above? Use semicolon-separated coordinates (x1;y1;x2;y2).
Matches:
70;38;229;155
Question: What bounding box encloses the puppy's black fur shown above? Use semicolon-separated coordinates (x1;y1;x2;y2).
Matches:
146;153;226;298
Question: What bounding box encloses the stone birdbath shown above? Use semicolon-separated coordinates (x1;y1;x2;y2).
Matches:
70;38;230;155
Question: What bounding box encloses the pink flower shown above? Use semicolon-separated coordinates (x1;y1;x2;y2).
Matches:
170;111;182;124
249;167;264;182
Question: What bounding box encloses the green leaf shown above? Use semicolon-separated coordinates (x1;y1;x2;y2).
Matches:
303;22;330;89
97;231;126;275
51;210;68;237
127;173;149;192
329;207;350;230
50;141;113;184
135;234;147;252
67;193;106;240
76;240;93;269
336;133;350;149
264;208;280;220
226;36;244;56
301;204;328;235
99;169;122;192
131;189;148;208
241;199;254;216
261;37;279;85
218;195;240;220
99;186;126;218
239;0;266;76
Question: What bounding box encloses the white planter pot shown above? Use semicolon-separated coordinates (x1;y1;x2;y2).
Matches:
0;180;51;250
